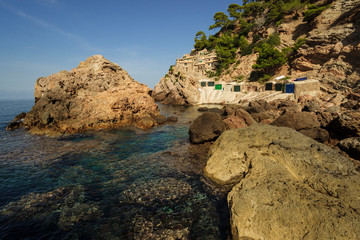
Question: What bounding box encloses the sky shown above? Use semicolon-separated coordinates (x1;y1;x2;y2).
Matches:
0;0;239;99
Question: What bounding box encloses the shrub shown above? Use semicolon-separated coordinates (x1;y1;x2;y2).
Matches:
303;4;330;23
293;37;306;51
267;33;281;47
236;35;249;50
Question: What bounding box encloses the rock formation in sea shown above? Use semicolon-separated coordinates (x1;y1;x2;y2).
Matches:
204;124;360;239
152;0;360;105
15;55;159;135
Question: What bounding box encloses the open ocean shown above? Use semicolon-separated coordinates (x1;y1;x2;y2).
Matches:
0;100;229;239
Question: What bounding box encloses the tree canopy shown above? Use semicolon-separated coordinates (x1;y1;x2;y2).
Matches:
191;0;323;80
209;12;230;30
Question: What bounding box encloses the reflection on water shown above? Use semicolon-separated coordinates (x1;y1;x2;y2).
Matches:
0;102;229;239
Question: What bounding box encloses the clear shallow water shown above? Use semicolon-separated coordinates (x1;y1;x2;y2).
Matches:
0;100;229;239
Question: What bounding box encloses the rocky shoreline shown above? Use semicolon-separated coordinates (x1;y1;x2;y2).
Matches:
186;92;360;239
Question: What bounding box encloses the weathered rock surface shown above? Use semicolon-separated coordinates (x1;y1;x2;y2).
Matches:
152;73;200;105
292;0;360;91
223;109;256;130
188;112;226;144
21;55;159;136
271;111;321;130
204;124;360;239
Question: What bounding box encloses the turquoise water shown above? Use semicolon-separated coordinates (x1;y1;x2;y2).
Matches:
0;100;229;239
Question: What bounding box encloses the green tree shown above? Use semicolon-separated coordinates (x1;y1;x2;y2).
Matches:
236;35;249;50
194;31;209;51
252;43;287;73
209;12;231;30
227;4;243;21
214;34;237;74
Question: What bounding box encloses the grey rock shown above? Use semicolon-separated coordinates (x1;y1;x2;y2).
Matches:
188;112;226;144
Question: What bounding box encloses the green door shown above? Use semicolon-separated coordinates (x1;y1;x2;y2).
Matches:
265;82;273;91
215;84;222;90
275;83;283;91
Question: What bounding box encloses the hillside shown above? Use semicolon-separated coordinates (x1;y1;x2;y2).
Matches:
153;0;360;105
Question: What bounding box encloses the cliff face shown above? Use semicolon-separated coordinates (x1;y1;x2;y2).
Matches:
152;74;200;105
152;49;218;105
292;0;360;90
153;0;360;105
23;55;159;136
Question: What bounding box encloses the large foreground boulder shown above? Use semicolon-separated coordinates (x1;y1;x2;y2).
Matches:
205;124;360;240
21;55;159;135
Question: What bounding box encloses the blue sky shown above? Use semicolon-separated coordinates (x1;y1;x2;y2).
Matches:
0;0;238;99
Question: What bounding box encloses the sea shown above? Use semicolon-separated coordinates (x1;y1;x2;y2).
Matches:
0;99;230;240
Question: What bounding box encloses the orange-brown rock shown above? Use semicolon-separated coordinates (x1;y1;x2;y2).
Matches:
223;109;257;130
22;55;159;136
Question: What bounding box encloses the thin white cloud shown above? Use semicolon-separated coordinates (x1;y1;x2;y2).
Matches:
0;0;96;51
0;1;141;59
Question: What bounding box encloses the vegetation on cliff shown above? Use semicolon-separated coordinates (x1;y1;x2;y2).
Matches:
193;0;331;80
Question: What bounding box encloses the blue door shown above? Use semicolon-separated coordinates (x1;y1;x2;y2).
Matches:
286;84;295;93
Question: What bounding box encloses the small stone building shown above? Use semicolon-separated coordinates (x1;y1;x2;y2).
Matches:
293;79;320;98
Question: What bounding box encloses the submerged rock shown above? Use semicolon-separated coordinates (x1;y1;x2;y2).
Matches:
132;216;190;240
204;124;360;239
121;178;192;206
20;55;159;136
166;116;178;122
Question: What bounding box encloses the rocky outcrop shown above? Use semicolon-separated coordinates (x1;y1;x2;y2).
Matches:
292;0;360;91
188;112;226;144
20;55;159;136
204;124;360;239
6;112;26;130
152;73;200;105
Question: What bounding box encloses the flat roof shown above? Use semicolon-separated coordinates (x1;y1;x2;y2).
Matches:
293;79;319;85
